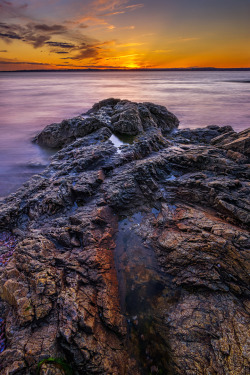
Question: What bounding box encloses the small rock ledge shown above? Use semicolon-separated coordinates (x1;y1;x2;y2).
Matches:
0;99;249;374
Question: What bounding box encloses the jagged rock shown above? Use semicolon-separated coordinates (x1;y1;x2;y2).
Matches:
142;101;180;133
211;128;250;157
175;125;234;144
0;100;249;374
221;130;250;156
33;99;179;147
33;117;108;149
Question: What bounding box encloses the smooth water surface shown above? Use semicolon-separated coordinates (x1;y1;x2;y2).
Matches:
0;71;249;196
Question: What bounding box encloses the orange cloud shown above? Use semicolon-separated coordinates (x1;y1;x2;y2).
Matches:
102;11;125;16
125;4;144;11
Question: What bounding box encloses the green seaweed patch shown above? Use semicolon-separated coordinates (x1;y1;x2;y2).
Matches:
24;305;32;311
37;357;73;375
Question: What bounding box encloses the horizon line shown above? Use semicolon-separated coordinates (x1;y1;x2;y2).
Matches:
1;67;250;73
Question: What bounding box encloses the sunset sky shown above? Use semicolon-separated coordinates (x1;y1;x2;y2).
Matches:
0;0;250;70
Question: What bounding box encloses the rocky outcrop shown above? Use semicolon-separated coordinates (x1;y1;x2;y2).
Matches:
0;99;249;374
211;128;250;158
33;98;179;148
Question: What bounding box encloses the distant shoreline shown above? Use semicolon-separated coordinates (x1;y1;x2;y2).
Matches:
1;67;250;73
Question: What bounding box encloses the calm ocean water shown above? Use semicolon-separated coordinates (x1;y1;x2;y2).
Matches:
0;71;249;197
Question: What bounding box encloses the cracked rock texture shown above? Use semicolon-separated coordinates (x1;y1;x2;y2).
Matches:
0;99;249;374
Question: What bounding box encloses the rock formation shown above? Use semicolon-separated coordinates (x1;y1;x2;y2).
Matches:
0;99;249;374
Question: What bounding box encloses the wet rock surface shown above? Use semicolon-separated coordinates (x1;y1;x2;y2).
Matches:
0;99;249;374
33;98;179;148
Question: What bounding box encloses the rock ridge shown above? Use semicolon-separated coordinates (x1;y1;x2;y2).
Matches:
0;99;249;374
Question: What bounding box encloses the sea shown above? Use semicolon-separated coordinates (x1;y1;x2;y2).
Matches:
0;71;249;197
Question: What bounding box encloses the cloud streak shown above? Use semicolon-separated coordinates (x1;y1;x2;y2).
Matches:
125;4;144;11
0;22;68;48
55;63;127;69
92;0;129;13
46;41;75;49
71;47;99;60
0;31;22;41
0;59;52;66
33;24;66;33
77;0;144;30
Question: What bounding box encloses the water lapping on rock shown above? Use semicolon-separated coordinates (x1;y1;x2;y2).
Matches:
0;99;249;374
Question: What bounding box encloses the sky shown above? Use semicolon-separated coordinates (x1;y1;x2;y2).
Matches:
0;0;250;70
